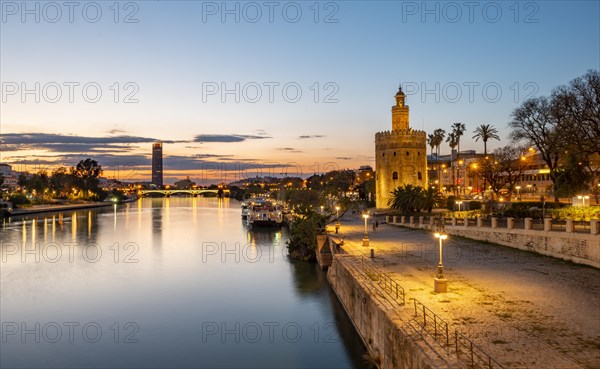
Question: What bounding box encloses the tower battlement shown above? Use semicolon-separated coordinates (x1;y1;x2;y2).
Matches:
375;85;428;209
375;129;427;140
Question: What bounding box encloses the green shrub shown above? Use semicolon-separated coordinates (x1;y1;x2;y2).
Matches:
468;201;481;210
443;210;482;219
9;194;30;207
446;196;456;211
548;206;600;221
286;210;328;262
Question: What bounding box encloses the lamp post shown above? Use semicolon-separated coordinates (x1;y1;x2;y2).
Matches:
335;206;341;234
434;232;448;293
456;200;463;212
516;185;521;201
362;213;369;247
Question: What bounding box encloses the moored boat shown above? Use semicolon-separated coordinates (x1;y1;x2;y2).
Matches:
246;199;283;227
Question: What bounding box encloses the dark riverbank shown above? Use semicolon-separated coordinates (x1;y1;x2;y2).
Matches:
10;202;114;216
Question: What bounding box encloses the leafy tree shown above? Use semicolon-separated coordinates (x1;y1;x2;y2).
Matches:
553;70;600;157
494;145;529;199
475;145;529;199
50;166;76;197
74;159;102;199
552;70;600;203
476;157;504;199
287;189;320;212
509;97;565;202
286;209;327;261
18;173;28;187
554;154;592;198
9;193;30;207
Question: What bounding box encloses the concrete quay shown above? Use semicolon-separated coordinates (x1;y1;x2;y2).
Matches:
324;214;600;369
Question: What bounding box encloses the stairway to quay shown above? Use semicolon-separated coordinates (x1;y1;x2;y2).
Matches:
319;214;600;369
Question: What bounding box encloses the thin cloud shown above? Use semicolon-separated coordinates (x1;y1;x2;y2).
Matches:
0;133;188;153
107;129;128;134
276;147;303;153
192;154;235;159
194;134;272;143
298;135;325;139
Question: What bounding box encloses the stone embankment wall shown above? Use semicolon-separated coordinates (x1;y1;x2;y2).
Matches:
326;240;457;369
386;216;600;269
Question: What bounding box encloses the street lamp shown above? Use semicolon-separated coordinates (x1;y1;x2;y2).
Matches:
362;213;370;247
335;206;341;234
456;200;463;212
516;185;521;201
578;195;590;207
434;232;448;293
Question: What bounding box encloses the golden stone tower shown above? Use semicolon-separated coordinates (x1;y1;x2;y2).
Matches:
375;86;428;208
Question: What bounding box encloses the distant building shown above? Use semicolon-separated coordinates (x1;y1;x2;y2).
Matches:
355;165;374;184
174;176;195;189
152;142;163;187
0;163;19;190
375;86;428;208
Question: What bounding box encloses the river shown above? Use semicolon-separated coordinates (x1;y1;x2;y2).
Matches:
0;197;368;368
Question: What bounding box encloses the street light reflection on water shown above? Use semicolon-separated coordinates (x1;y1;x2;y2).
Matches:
1;197;368;369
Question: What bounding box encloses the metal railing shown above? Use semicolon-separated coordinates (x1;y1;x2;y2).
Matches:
455;330;506;369
360;256;405;305
413;298;507;369
413;298;450;345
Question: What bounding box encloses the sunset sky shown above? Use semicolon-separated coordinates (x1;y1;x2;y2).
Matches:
1;1;598;184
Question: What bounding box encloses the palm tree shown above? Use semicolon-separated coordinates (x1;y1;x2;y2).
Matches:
451;122;467;158
420;186;446;213
427;133;436;159
432;129;446;187
472;124;500;155
451;123;466;195
446;132;458;194
388;184;425;213
472;124;500;198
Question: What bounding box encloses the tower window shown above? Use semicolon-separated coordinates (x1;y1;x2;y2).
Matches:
406;151;409;156
418;172;422;180
392;171;398;180
417;151;420;156
393;151;396;156
382;152;385;157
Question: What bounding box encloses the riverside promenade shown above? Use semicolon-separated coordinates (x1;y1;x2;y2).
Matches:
327;213;600;369
10;202;113;216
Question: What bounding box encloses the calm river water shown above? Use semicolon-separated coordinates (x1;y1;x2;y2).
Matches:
1;197;368;368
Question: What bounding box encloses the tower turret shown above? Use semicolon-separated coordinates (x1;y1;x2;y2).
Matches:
392;86;409;131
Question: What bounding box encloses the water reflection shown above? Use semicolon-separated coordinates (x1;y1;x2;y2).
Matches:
0;198;367;369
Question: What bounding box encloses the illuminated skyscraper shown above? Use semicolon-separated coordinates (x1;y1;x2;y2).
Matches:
152;142;163;187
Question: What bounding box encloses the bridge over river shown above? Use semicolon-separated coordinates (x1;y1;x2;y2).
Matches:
138;189;230;197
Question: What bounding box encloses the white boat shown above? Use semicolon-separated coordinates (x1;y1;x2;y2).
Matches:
246;199;283;227
241;202;249;218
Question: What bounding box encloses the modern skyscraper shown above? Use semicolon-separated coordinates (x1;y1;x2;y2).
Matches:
152;142;163;187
